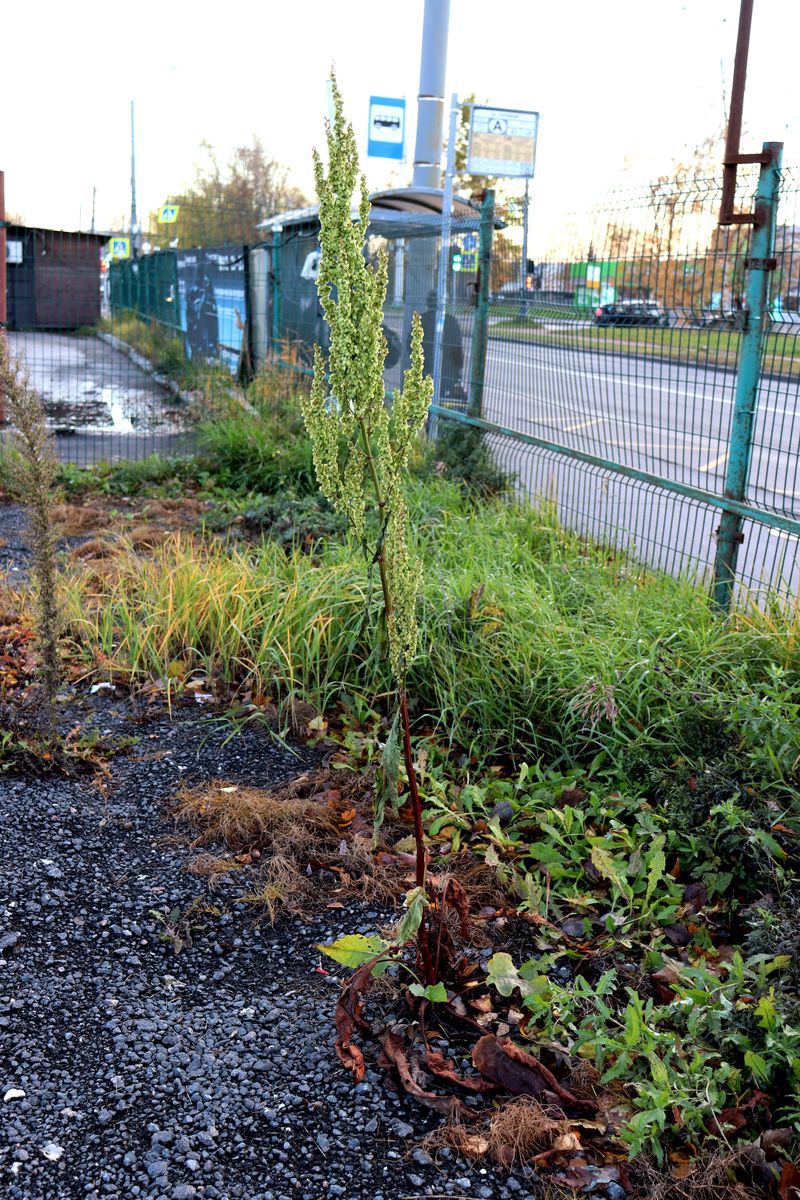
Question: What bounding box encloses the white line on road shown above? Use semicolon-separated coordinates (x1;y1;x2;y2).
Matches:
561;416;606;432
698;450;729;473
492;344;800;418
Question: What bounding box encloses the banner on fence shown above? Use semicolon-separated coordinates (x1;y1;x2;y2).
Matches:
176;247;246;373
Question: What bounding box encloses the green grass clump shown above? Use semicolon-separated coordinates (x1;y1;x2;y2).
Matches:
60;480;799;777
195;397;317;497
57;454;200;499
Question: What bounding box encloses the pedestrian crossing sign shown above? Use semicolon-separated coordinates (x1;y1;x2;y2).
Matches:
110;237;131;260
158;205;180;224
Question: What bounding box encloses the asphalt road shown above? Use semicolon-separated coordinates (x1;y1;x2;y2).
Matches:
381;307;800;599
4;332;189;465
477;333;800;598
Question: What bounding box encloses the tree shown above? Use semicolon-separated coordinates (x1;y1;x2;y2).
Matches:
450;93;496;200
150;136;308;248
646;128;728;309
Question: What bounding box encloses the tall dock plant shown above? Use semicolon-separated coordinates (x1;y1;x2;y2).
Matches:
301;77;435;980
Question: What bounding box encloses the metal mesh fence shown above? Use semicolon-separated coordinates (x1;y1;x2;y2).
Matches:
1;201;262;465
259;165;800;602
472;167;800;599
3;168;799;603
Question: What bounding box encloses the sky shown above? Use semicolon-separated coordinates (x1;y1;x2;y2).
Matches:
2;0;799;239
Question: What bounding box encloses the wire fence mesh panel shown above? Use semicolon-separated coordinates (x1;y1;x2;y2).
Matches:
2;201;266;467
261;174;800;602
8;168;797;602
3;224;188;465
487;436;721;585
484;177;756;489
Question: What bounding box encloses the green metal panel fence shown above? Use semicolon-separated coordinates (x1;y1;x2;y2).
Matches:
269;159;800;606
109;253;181;331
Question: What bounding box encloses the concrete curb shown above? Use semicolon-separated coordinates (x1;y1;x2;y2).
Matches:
94;331;258;417
94;331;191;404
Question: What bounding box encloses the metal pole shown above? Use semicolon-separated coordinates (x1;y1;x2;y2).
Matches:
519;177;530;317
468;189;495;419
720;0;763;225
712;141;782;611
270;228;282;357
430;92;459;435
91;186;96;234
130;101;138;257
0;173;5;329
412;0;451;188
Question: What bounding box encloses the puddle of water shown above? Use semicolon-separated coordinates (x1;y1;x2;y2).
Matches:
108;400;135;434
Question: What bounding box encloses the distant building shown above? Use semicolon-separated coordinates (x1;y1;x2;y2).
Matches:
5;225;108;329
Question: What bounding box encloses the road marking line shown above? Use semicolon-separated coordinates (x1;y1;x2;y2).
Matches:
562;416;605;432
604;439;685;451
699;450;729;473
497;345;800;417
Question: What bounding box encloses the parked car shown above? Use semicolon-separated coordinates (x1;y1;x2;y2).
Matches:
688;309;745;331
593;301;669;327
491;283;527;303
491;284;540;309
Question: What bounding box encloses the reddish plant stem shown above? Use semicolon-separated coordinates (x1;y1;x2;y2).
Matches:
398;696;434;986
358;418;434;985
398;688;427;891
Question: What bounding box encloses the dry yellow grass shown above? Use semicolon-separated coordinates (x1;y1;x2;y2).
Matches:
172;768;399;921
425;1095;571;1168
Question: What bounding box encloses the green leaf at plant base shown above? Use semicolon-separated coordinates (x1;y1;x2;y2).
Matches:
486;952;551;1003
590;843;633;901
744;1049;770;1084
486;952;526;997
316;933;389;970
396;886;429;946
409;981;448;1003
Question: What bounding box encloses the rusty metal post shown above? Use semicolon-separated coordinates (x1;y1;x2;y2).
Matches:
0;170;6;425
720;0;754;223
719;0;771;226
0;171;7;332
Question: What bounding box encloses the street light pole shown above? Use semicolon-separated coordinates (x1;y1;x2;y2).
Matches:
412;0;451;189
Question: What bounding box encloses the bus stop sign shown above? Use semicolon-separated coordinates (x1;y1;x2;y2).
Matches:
467;106;538;179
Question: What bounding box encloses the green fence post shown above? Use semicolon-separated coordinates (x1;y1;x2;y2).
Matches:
468;189;495;418
270;229;282;357
712;142;783;612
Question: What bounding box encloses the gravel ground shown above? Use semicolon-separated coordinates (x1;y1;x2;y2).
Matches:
0;706;533;1200
0;504;88;583
0;504;38;581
